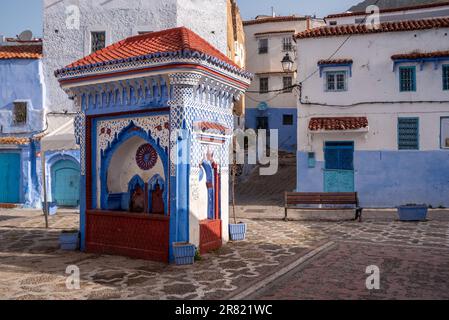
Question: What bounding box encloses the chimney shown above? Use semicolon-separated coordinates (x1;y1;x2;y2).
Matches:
0;35;5;45
271;7;275;17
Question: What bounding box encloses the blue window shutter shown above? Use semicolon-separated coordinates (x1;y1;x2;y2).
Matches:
399;66;416;92
443;65;449;91
398;118;419;150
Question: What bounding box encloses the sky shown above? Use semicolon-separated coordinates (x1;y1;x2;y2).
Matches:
0;0;358;38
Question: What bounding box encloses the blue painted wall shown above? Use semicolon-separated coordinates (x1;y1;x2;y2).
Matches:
245;108;297;152
297;150;449;208
0;59;44;134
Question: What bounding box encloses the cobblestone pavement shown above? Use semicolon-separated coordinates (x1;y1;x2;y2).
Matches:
1;208;448;300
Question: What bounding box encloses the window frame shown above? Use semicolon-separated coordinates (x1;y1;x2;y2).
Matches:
399;66;417;92
259;77;269;94
325;71;348;92
398;117;420;151
440;117;449;149
443;64;449;91
283;114;294;126
90;31;106;53
282;37;293;52
258;38;268;54
12;101;28;126
283;76;293;93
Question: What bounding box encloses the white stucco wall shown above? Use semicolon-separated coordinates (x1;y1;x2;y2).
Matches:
244;19;324;109
297;28;449;160
107;136;165;193
326;4;449;26
43;0;227;113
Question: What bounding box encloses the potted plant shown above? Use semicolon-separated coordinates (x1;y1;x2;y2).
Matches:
228;143;247;241
59;230;80;251
173;242;196;265
397;204;428;221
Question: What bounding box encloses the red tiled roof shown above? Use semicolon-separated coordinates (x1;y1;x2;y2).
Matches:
391;50;449;60
254;30;296;36
0;45;42;60
326;1;449;19
65;27;240;69
0;137;30;145
296;17;449;39
195;122;231;135
244;16;308;26
309;117;369;131
318;59;353;65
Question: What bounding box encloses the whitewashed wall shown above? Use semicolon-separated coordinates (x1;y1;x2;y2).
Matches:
244;19;324;109
43;0;227;113
326;4;449;26
297;28;449;160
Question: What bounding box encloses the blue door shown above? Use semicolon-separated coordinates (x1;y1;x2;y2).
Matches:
0;153;21;203
51;160;80;207
324;142;355;192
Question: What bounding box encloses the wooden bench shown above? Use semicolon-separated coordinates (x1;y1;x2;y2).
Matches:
284;192;363;222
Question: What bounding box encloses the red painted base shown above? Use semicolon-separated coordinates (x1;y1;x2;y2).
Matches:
199;219;223;255
86;210;170;263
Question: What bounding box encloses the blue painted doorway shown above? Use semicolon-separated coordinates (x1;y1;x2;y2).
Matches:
324;141;355;192
51;160;80;207
0;152;21;203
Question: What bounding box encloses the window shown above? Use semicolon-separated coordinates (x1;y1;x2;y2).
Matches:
283;114;294;126
259;77;269;94
324;141;354;170
325;71;347;92
283;76;293;93
399;66;416;92
256;117;269;130
13;101;27;125
398;118;419;150
329;21;337;26
282;37;293;52
441;117;449;149
443;65;449;91
91;31;106;53
258;39;268;54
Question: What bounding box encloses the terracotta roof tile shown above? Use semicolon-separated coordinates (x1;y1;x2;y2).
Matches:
296;17;449;39
0;45;42;60
309;117;369;131
254;30;296;36
0;137;30;145
65;27;240;69
391;50;449;60
318;59;353;65
244;16;308;26
326;1;449;19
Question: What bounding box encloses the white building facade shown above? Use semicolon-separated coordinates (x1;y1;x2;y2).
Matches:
296;17;449;208
243;16;324;152
326;1;449;26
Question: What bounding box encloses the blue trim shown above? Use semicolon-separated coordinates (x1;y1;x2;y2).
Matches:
79;175;86;251
99;121;169;211
443;64;449;91
56;50;253;80
393;57;449;72
319;63;353;78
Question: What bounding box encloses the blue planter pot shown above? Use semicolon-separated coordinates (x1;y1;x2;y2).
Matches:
229;223;247;241
398;205;428;221
173;243;196;265
59;232;80;251
42;202;58;216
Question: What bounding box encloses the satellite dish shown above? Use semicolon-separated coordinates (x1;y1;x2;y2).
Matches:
18;30;33;41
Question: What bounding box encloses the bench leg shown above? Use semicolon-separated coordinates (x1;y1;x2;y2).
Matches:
284;208;289;222
355;208;363;222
